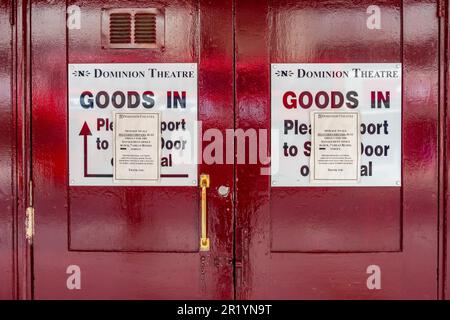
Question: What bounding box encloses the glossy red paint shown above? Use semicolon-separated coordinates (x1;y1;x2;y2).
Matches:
31;0;234;299
3;0;449;300
0;0;15;300
446;0;450;301
235;0;440;299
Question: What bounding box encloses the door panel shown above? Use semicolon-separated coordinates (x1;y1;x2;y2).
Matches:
235;0;439;299
270;1;402;253
0;0;14;300
32;0;234;299
67;1;198;252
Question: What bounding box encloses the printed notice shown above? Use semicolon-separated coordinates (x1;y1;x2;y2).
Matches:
271;63;401;187
68;63;198;186
114;113;160;181
310;112;360;183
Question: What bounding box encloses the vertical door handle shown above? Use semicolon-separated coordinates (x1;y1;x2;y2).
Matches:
199;174;210;251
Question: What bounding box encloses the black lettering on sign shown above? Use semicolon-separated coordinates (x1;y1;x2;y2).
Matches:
79;91;155;109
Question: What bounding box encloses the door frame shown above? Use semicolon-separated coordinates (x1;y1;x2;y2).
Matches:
13;0;33;300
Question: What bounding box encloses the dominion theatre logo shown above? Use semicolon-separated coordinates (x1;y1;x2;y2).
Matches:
72;70;91;77
275;70;294;77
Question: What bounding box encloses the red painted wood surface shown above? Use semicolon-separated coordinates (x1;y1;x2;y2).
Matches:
271;2;402;252
31;0;234;299
235;0;440;299
2;0;448;299
0;0;15;300
446;0;450;301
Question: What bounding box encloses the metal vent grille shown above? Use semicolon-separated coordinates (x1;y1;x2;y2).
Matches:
109;13;132;44
102;8;164;49
134;13;157;44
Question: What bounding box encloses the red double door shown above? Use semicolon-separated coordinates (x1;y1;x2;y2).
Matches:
25;0;441;299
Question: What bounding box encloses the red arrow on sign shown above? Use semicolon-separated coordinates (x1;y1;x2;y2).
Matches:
78;121;188;180
79;121;113;178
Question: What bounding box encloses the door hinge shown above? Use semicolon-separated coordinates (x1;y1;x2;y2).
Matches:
25;181;34;244
235;227;249;297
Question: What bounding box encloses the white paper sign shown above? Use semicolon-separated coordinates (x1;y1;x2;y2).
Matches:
114;113;159;181
271;63;401;187
310;112;360;183
68;63;198;186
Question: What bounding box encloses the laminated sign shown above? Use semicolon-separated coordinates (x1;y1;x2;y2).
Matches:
68;63;198;186
271;63;402;187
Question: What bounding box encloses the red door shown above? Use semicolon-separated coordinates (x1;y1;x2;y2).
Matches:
31;0;234;299
29;0;442;300
235;0;440;299
0;0;15;300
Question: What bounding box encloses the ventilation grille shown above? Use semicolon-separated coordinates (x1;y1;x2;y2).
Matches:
109;13;132;44
102;8;164;49
135;13;157;44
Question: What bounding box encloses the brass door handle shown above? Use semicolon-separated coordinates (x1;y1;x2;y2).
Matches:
199;174;210;251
